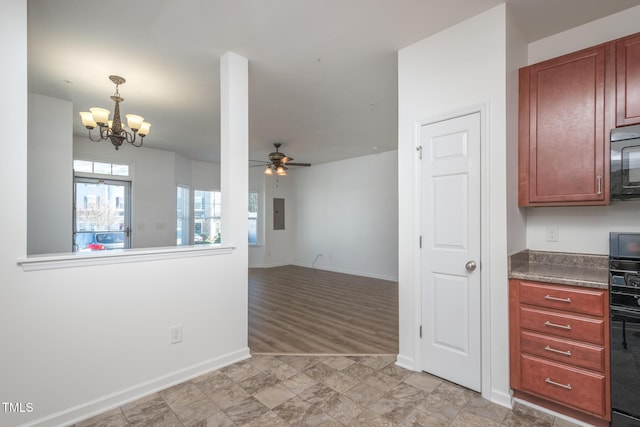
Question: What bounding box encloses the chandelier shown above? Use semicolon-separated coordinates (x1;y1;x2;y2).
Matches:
79;75;151;150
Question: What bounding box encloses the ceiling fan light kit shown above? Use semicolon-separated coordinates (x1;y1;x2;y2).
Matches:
257;143;311;176
79;75;151;150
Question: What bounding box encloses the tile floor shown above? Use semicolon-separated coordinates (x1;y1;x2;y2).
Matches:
72;355;579;427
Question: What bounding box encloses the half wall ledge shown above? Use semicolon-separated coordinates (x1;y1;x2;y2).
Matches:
17;245;235;272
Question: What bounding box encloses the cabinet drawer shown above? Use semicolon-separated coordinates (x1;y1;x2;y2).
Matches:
520;331;605;372
520;355;606;417
520;307;604;345
519;281;605;316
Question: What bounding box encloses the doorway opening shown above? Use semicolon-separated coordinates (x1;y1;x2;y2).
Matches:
73;177;131;252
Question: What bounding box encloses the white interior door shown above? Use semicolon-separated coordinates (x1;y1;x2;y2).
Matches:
420;112;481;391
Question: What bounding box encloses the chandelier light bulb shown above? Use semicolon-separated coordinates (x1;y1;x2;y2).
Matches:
138;122;151;137
79;111;97;129
126;114;144;131
89;107;110;126
264;166;274;175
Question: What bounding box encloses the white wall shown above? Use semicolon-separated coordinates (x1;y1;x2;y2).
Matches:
248;166;267;267
526;201;640;254
528;5;640;64
191;159;220;190
293;150;399;281
0;5;249;426
174;152;191;186
505;5;528;256
262;170;296;267
28;94;73;254
398;4;512;406
524;5;640;255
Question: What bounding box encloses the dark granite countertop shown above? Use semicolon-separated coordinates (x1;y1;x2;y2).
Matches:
509;250;609;290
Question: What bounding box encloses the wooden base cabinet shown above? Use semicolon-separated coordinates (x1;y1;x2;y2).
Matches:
509;279;610;425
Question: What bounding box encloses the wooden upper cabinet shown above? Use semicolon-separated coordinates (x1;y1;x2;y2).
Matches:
519;45;611;206
616;33;640;126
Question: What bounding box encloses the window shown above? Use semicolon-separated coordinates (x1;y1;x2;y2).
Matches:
177;190;258;245
248;191;259;244
194;190;221;244
176;186;190;245
73;159;129;177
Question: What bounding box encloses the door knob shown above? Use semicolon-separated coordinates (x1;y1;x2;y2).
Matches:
465;260;477;271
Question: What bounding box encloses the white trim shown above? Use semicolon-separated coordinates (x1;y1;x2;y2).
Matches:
489;388;512;409
17;245;235;271
395;354;416;371
21;347;251;427
479;103;493;402
292;262;398;282
512;398;594;427
412;103;493;398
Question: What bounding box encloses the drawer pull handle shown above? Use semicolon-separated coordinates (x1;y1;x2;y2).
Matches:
544;320;572;330
545;378;572;390
544;295;571;303
544;345;572;356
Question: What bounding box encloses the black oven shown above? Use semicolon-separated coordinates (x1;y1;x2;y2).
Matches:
611;125;640;200
610;232;640;426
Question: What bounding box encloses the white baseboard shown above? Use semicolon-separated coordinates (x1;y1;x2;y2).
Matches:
486;388;512;409
263;262;292;268
22;347;251;427
292;262;398;282
512;397;595;427
395;354;416;371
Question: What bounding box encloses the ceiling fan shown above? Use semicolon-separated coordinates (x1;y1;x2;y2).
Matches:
250;143;311;176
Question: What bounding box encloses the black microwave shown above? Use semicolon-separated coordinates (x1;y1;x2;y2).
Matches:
611;124;640;200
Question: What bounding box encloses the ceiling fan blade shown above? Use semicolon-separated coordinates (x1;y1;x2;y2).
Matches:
249;159;270;164
285;162;311;167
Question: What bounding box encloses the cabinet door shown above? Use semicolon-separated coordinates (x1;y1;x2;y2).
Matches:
616;33;640;126
519;46;609;205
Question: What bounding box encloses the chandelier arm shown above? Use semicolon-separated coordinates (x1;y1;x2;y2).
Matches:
123;129;134;144
100;126;110;140
87;129;104;142
130;135;144;148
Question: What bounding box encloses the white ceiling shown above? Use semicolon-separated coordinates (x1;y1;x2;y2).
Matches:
27;0;640;166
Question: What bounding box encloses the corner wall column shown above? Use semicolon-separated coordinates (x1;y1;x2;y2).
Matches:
220;51;249;346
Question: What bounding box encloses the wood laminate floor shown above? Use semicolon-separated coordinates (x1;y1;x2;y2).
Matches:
249;265;398;354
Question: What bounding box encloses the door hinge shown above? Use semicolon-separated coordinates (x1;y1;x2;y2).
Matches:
419;236;422;248
419;325;422;338
416;145;423;159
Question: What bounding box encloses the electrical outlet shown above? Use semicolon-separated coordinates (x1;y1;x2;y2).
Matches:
546;226;559;242
169;325;182;344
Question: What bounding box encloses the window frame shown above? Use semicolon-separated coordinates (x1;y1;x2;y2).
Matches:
193;189;222;245
248;190;260;246
176;185;190;246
